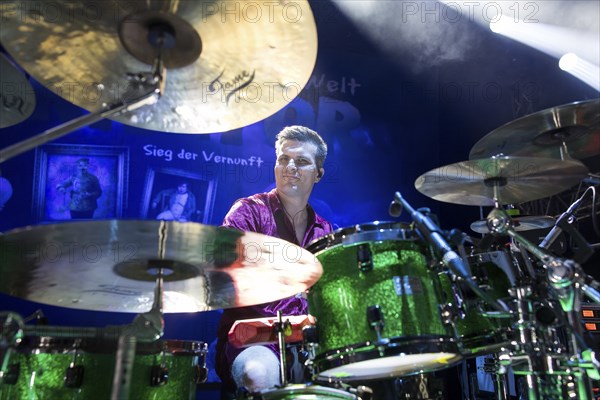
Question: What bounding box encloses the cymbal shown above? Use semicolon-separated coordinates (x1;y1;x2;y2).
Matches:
415;156;588;206
470;215;556;234
0;220;322;313
0;53;36;128
0;1;317;133
469;99;600;160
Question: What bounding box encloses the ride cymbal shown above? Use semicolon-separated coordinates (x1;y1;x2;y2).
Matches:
0;220;322;313
469;99;600;160
0;0;317;133
415;156;588;206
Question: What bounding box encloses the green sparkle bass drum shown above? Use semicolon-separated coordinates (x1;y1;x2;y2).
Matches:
0;337;207;400
306;222;463;382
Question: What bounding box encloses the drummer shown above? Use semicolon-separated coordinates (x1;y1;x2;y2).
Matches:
215;125;333;398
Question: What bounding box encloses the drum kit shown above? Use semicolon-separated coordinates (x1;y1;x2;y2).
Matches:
0;0;599;399
1;103;597;400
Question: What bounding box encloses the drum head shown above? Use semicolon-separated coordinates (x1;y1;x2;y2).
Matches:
258;384;358;399
316;350;462;381
306;221;416;254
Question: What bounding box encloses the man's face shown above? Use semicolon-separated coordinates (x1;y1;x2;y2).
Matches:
77;161;88;173
177;183;188;194
274;139;321;199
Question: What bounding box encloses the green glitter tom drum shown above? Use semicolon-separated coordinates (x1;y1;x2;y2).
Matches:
306;222;463;382
0;336;207;400
442;248;515;357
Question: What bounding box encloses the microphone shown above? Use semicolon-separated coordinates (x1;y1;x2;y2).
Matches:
392;192;508;312
540;197;583;250
583;174;600;186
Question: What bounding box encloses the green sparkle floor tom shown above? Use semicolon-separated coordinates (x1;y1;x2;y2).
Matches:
0;336;207;400
306;222;463;382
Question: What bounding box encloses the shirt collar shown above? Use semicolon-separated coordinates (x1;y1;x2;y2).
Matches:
268;188;323;227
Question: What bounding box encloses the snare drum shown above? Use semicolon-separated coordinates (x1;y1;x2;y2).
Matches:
0;336;207;400
253;384;359;399
306;222;462;382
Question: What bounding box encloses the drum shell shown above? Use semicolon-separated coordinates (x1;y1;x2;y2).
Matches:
307;222;462;381
0;337;206;400
440;249;515;357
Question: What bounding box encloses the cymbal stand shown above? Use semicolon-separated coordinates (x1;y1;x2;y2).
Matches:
486;206;598;399
274;310;291;387
110;266;166;400
0;51;166;164
0;312;24;384
479;354;510;400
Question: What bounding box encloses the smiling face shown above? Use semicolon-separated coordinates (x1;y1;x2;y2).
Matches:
274;139;323;201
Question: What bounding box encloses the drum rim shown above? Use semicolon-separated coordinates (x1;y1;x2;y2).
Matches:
16;337;207;355
258;383;358;398
306;221;416;254
312;335;462;381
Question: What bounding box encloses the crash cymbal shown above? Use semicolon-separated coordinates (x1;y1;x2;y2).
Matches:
469;99;600;160
415;156;588;206
470;215;556;234
0;220;322;313
0;52;36;128
0;1;317;133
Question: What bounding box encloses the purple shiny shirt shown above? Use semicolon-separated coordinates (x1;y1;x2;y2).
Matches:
215;189;333;390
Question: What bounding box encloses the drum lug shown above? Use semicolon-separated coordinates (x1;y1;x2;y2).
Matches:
302;324;319;378
151;365;169;386
0;363;20;385
193;364;208;384
357;244;373;272
439;304;455;325
367;305;386;343
64;363;85;388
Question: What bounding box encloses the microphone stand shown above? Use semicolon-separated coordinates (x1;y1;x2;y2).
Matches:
392;192;509;313
110;268;165;400
486;206;598;399
486;207;600;308
0;53;166;164
539;189;594;264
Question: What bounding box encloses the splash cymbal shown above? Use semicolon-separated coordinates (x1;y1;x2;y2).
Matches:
0;53;36;128
0;1;317;133
469;99;600;160
0;220;322;313
470;215;556;234
415;156;588;206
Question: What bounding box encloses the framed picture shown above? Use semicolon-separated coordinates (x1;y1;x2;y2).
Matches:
33;144;129;223
140;167;218;224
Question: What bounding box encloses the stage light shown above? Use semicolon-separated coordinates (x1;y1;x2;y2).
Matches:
489;14;598;62
559;53;600;91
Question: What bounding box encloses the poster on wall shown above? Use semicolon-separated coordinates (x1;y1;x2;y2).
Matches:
140;166;218;223
32;144;129;223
